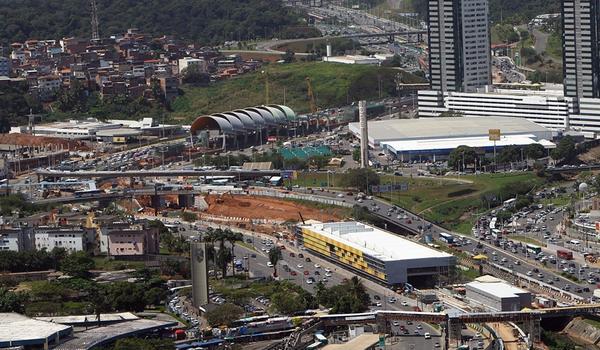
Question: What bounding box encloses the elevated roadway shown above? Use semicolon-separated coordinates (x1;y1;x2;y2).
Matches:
321;304;600;324
35;169;281;179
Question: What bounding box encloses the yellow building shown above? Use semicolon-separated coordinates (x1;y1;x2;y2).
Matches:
297;221;455;287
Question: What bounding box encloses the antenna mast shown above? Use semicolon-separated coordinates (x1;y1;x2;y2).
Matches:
90;0;99;40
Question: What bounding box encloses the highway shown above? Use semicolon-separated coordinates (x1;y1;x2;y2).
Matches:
155;217;444;349
296;188;595;302
35;169;281;178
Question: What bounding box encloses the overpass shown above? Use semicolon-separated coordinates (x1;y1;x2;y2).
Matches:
320;305;600;347
35;169;281;179
546;164;600;173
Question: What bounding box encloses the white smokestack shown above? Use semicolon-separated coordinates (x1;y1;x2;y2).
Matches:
359;100;369;168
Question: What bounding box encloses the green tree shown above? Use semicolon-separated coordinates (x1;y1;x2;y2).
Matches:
0;287;29;313
56;79;88;112
268;246;282;277
89;284;112;326
181;65;210;86
271;291;306;315
206;303;243;327
498;145;521;164
60;251;95;278
181;211;197;222
225;229;243;273
281;49;295;63
340;168;380;193
525;143;545;160
448;146;478;170
113;338;174;350
352;148;361;162
551;136;576;162
144;287;167;307
216;247;233;279
107;281;147;312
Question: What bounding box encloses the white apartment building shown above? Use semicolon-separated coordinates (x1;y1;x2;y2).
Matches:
34;227;91;252
0;229;26;251
178;57;207;74
418;88;574;131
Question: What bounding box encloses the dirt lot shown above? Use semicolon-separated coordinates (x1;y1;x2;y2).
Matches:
204;194;345;222
0;133;87;149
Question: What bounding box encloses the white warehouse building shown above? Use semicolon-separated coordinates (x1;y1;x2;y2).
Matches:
465;275;532;311
348;116;555;161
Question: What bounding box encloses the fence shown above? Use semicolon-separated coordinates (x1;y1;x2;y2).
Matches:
248;189;354;208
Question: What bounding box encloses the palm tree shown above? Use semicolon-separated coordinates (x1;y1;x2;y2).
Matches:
225;229;243;274
203;227;219;266
345;276;369;311
268;246;282;277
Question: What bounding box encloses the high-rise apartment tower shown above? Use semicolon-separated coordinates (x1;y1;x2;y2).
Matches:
427;0;491;92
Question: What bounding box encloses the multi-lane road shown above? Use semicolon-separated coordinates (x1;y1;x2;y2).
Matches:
155;217;446;350
296;187;596;301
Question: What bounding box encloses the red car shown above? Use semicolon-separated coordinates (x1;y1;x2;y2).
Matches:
304;270;310;276
290;271;297;276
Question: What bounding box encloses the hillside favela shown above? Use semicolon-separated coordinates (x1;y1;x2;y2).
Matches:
3;0;600;349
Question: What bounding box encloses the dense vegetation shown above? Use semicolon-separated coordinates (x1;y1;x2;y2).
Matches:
172;62;425;120
0;82;42;133
489;0;560;23
0;269;167;316
0;0;301;45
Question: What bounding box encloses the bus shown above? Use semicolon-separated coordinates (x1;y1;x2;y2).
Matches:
491;229;501;239
526;244;542;255
439;232;454;244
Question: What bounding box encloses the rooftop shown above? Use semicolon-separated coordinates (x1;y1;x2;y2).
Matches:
466;278;530;299
349;117;551;144
382;134;555;154
0;313;72;346
300;221;453;261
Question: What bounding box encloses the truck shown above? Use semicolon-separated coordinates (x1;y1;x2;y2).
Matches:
557;249;574;260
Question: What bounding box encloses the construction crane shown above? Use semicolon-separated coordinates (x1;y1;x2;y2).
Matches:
305;77;317;114
90;0;100;41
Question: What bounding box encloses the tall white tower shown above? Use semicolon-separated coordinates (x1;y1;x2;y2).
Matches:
359;100;369;168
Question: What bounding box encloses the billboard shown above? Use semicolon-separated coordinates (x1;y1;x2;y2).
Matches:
489;129;501;141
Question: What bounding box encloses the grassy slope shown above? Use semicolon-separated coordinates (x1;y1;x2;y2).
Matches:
385;173;544;234
170;62;424;122
293;172;544;234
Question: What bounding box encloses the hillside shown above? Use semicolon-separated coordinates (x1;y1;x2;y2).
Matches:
170;62;425;122
0;0;299;45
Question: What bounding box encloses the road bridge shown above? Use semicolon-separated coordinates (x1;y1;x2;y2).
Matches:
320;305;600;347
546;164;600;173
35;169;281;179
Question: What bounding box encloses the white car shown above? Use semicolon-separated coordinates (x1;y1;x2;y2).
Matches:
314;264;321;269
324;268;331;273
297;264;304;268
267;262;273;267
401;301;408;306
306;279;313;284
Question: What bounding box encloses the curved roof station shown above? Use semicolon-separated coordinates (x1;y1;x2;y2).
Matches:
190;105;296;135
